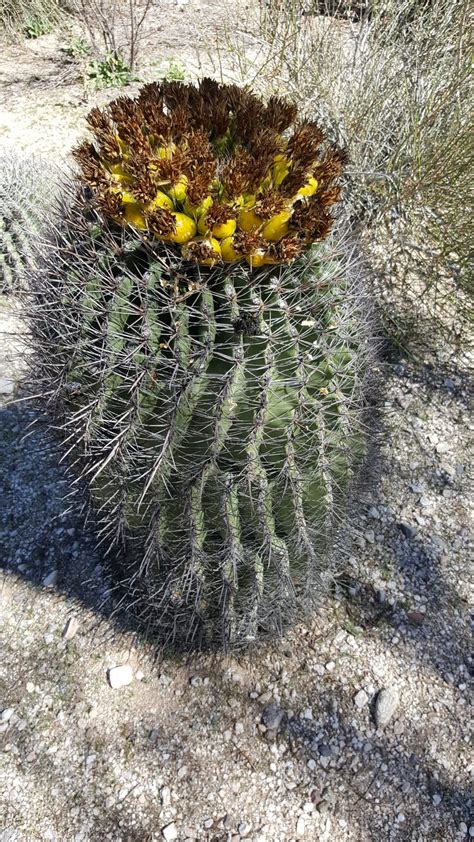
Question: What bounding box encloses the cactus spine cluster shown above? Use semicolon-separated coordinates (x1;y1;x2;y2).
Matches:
0;155;57;293
25;81;373;649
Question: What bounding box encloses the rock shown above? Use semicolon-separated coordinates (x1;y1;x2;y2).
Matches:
296;816;306;837
238;822;251;837
354;689;369;709
432;793;442;805
162;823;178;841
261;703;284;731
234;722;244;735
177;765;188;779
189;675;202;687
42;569;58;588
0;378;13;396
1;708;14;722
161;786;171;806
398;522;416;540
374;687;400;728
318;743;332;757
407;610;425;625
62;616;79;641
107;664;133;689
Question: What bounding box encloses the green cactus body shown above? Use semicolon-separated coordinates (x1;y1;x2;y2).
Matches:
28;203;372;648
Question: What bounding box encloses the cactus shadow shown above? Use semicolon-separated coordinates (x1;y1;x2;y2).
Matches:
0;402;144;640
332;353;471;686
273;687;472;840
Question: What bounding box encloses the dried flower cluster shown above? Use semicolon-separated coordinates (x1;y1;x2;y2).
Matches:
74;79;347;266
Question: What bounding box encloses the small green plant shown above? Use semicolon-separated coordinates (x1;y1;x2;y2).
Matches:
24;13;52;38
156;59;186;83
65;36;92;60
86;51;132;89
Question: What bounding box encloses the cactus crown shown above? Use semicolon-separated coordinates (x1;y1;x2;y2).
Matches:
73;78;347;267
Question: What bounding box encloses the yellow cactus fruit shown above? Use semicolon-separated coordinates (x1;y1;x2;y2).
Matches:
246;250;281;267
198;213;236;239
123;203;147;229
182;236;222;266
238;207;263;233
220;236;242;263
109;163;132;185
167;175;188;204
120;191;136;204
262;209;292;242
116;135;128;157
272;153;290;187
183;195;212;219
295;176;318;199
155;143;176;159
246;251;266;268
163;212;196;244
148;191;174;211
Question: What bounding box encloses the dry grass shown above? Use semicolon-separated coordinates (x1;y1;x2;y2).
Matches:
0;0;65;39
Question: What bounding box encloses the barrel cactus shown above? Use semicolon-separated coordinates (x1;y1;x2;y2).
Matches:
0;154;58;293
26;80;374;648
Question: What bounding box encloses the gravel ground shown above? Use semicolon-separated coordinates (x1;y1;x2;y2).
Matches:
0;4;473;840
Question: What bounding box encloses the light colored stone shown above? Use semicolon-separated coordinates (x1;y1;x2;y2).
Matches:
374;687;400;728
107;664;133;689
354;689;369;709
62;616;79;641
42;570;58;588
162;822;178;841
161;786;171;806
296;816;306;837
1;708;14;722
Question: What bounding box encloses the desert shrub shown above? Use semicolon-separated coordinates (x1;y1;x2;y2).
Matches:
214;0;473;354
69;0;153;70
24;81;375;649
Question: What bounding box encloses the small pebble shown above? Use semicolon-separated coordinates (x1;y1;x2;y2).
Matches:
261;703;284;731
42;570;58;588
374;687;400;728
162;823;178;841
296;816;306;837
407;610;426;625
62;616;79;641
354;689;369;709
107;664;133;689
161;786;171;807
